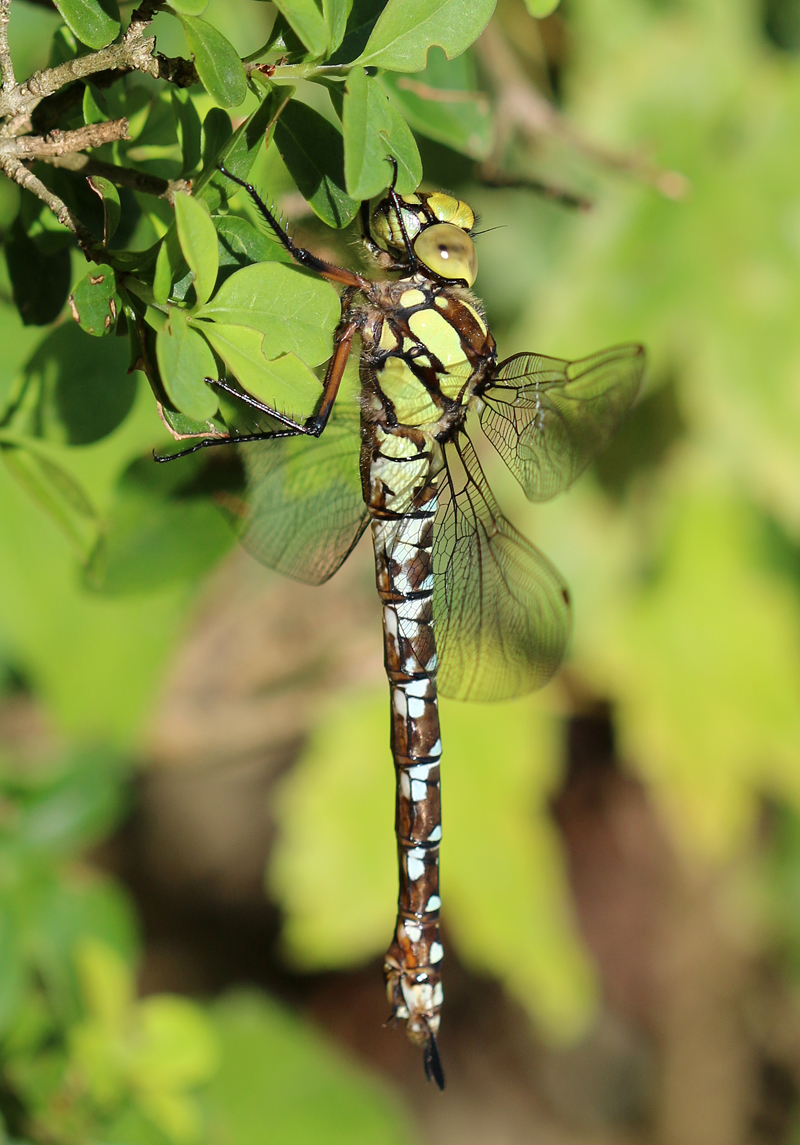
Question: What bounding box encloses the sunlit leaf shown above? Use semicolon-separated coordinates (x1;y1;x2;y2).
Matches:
194;262;339;366
82;82;108;125
179;15;247;108
174;193;218;308
356;0;496;71
323;0;353;54
69;263;121;337
596;491;800;857
168;0;208;12
52;0;119;49
156;307;219;421
343;66;421;199
197;322;322;422
204;991;410;1144
153;226;185;306
524;0;560;14
273;0;329;57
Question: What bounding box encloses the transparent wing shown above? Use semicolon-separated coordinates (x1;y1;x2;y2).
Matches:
230;399;368;585
480;343;645;502
433;435;571;702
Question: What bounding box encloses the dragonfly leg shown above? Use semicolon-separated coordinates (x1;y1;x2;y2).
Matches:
154;317;359;461
218;166;370;291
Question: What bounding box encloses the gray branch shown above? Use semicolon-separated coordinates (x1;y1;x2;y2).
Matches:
41;151;191;204
1;118;130;158
0;154;95;250
0;0;14;94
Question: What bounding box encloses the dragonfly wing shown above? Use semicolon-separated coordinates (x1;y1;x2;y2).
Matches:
480;343;645;502
231;399;368;585
433;435;571;701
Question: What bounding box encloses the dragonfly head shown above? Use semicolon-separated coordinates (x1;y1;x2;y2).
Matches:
369;190;478;286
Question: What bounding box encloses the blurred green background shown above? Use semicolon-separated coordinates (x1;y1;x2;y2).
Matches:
5;0;800;1141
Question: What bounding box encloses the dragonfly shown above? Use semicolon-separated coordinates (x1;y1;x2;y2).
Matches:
159;162;645;1089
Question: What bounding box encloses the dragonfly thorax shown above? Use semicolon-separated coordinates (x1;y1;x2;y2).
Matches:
360;276;496;442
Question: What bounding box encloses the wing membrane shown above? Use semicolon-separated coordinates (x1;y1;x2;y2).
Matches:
231;399;368;585
481;343;645;502
433;435;570;701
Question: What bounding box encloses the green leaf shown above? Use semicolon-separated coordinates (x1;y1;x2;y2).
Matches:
0;301;48;415
15;748;129;855
215;215;292;273
52;0;120;49
1;445;97;558
198;88;290;213
524;0;560;14
198;323;322;421
357;0;496;71
273;100;359;229
82;82;108;125
194;262;339;366
600;492;800;857
204;991;410;1145
171;88;202;175
69;262;122;337
380;47;493;160
23;322;136;445
133;996;219;1090
179;15;247;109
167;0;208;12
174;193;218;308
5;217;71;326
87;489;233;594
328;0;388;64
201;107;233;173
272;0;329;58
0;460;194;739
343;67;421;199
155;308;219;421
152;225;185;306
85;176;120;246
323;0;353;54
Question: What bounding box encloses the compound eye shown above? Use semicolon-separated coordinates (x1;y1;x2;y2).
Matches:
413;223;477;286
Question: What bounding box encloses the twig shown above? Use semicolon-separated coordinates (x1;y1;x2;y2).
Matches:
41;152;191;203
0;0;14;94
0;154;95;250
1;118;129;158
0;16;160;127
476;21;689;200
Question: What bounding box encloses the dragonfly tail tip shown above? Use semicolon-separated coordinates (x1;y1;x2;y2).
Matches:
423;1034;445;1091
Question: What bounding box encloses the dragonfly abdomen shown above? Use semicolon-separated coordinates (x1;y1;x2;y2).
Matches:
366;424;445;1082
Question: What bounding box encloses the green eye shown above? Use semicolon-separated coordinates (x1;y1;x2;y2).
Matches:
413;223;477;286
